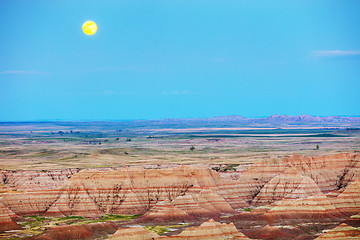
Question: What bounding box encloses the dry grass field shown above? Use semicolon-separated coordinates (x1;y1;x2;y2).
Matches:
0;120;359;170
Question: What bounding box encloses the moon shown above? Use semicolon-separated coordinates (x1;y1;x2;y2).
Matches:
82;21;97;35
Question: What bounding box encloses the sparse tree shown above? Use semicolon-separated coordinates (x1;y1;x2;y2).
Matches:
190;146;195;151
316;145;319;150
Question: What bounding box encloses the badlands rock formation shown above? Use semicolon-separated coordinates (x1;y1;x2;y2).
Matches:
243;225;292;240
0;152;358;239
28;221;118;240
0;169;79;191
44;165;240;217
315;223;360;239
2;165;247;218
235;152;359;204
1;190;61;216
251;168;323;205
281;153;359;193
331;178;360;216
109;219;250;240
345;214;360;227
136;188;236;223
159;219;250;240
0;201;20;232
109;227;159;240
263;194;344;223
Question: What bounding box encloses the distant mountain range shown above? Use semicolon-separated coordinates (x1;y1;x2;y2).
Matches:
147;114;360;123
219;114;360;123
263;114;360;123
2;115;359;124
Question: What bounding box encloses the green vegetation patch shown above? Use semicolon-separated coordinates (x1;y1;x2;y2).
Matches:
27;215;47;223
16;216;53;236
100;214;140;221
224;164;240;171
242;207;253;212
145;224;188;235
8;214;142;239
74;214;141;225
58;216;85;220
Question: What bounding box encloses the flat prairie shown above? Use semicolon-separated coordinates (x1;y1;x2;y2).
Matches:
0;120;359;170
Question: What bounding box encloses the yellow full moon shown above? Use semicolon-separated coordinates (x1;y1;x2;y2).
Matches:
82;21;97;35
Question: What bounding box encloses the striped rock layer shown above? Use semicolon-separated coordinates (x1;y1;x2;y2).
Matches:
0;201;20;233
109;219;250;240
109;227;159;240
251;168;323;205
244;225;292;239
331;178;360;216
282;153;360;193
159;219;250;240
263;194;344;223
233;178;357;225
315;223;360;239
345;214;360;227
1;165;248;218
0;152;359;233
0;169;79;191
137;188;236;222
226;152;360;205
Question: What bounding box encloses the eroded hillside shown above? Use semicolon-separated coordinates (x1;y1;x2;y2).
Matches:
0;152;359;239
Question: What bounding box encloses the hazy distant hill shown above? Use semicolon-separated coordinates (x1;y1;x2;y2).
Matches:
261;114;360;123
144;114;360;124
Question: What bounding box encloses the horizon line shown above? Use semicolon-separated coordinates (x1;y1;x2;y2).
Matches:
1;114;360;123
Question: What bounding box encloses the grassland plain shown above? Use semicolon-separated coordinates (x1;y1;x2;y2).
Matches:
0;120;359;170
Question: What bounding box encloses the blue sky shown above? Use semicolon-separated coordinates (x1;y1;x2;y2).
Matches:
1;0;359;121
